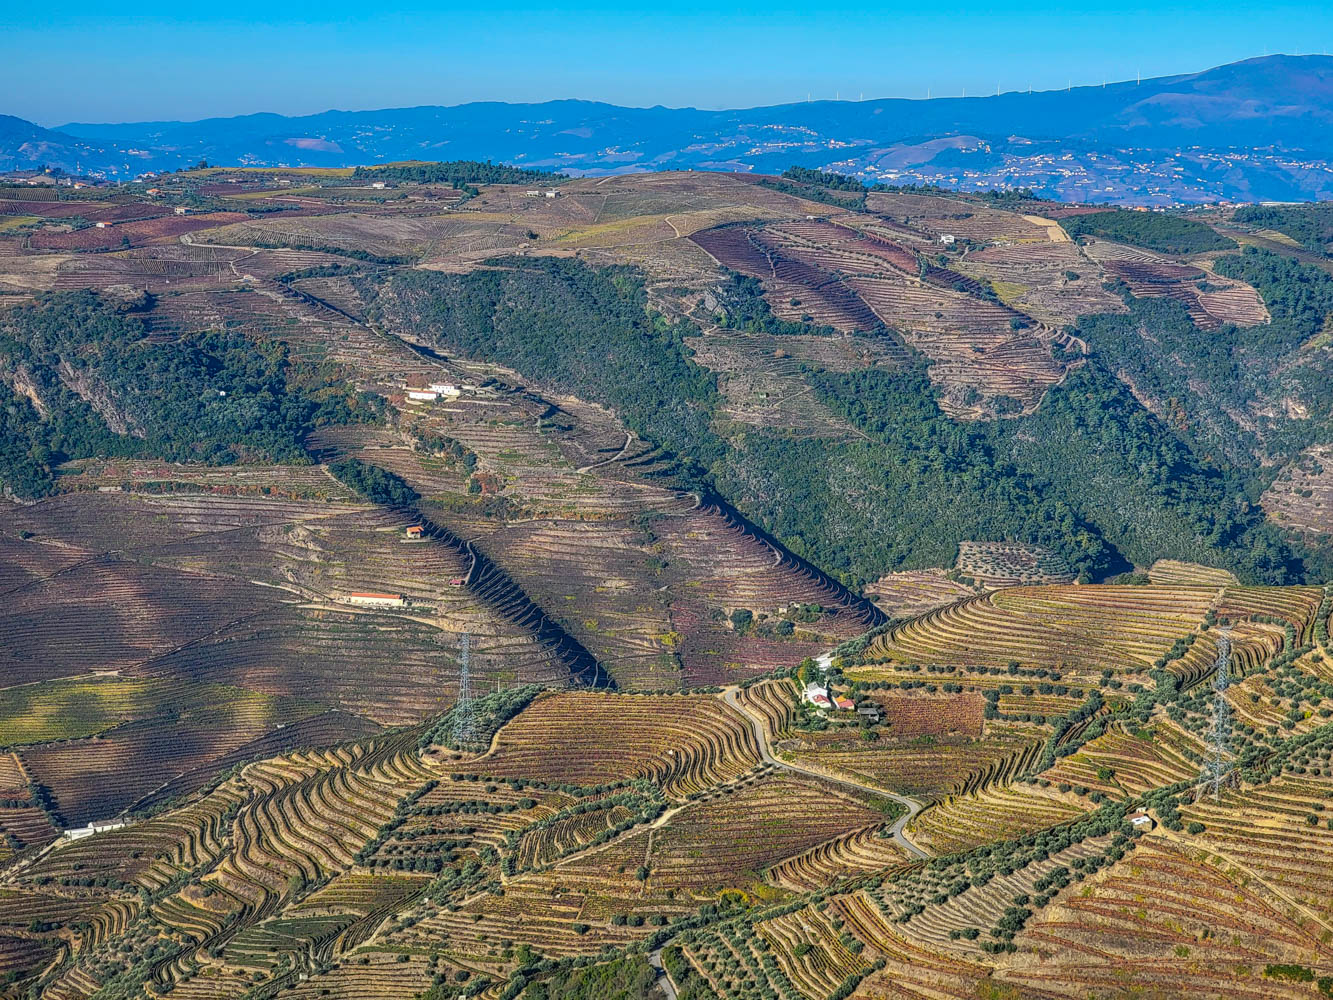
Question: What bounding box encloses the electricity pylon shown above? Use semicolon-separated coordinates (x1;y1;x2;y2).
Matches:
452;633;476;748
1200;627;1234;799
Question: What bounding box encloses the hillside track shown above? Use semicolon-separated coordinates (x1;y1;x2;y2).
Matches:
721;684;929;859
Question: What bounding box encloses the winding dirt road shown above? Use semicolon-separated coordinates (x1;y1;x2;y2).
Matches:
576;431;635;473
721;683;929;859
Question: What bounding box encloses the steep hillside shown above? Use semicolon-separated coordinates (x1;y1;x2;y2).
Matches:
3;168;1329;587
0;577;1329;1000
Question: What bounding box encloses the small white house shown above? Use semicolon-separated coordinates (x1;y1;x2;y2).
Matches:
95;221;109;228
174;206;189;216
1128;810;1156;831
371;181;387;190
427;382;461;396
939;234;956;245
544;189;559;199
406;388;440;402
804;680;832;708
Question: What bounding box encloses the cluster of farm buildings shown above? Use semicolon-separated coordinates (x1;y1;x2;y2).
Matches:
803;680;856;713
404;380;472;403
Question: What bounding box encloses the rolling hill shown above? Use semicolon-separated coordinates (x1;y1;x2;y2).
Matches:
6;56;1333;202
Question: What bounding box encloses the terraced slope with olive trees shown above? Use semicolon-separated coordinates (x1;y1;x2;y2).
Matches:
0;574;1328;999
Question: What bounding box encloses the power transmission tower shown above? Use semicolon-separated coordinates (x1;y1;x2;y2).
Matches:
1200;627;1234;799
452;633;476;748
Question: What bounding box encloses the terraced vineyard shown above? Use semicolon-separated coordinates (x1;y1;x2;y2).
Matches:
1005;839;1333;998
907;781;1086;855
0;575;1331;998
954;238;1126;326
475;691;764;798
690;213;1071;415
1263;443;1333;537
4;166;1333;999
1082;237;1270;329
1041;724;1200;798
1148;558;1241;586
863;570;979;617
866;584;1221;679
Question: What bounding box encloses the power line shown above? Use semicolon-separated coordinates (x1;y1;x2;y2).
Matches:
1200;627;1234;799
452;632;476;748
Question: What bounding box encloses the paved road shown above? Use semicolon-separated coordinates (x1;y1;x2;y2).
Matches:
721;685;929;859
647;948;678;1000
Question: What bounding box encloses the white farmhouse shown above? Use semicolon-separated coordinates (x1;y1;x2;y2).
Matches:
345;592;407;607
803;680;832;708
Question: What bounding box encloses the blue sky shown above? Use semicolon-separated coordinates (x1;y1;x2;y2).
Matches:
6;1;1331;125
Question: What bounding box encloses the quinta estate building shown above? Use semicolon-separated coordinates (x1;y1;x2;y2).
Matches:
344;592;407;607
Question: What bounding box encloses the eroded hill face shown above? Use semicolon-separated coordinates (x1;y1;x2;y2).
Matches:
2;165;1333;998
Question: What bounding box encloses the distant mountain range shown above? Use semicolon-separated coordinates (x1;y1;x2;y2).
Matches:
7;55;1333;204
